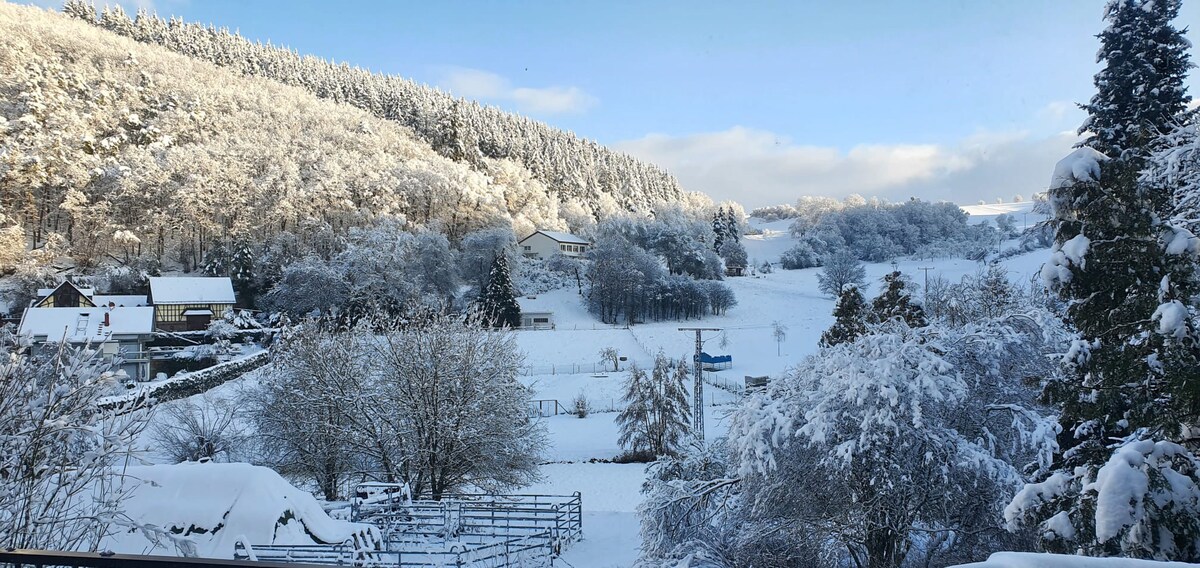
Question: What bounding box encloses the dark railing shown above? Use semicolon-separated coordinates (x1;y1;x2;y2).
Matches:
0;548;323;568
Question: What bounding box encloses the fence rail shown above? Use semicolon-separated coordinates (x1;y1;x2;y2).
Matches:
351;487;582;557
0;548;318;568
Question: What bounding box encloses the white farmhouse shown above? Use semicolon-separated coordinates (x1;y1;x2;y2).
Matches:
18;305;155;381
518;230;590;260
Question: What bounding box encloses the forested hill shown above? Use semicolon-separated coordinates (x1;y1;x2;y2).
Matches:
60;1;689;218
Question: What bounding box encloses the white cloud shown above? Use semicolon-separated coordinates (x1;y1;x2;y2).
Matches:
1188;99;1200;111
438;67;596;115
616;126;1080;209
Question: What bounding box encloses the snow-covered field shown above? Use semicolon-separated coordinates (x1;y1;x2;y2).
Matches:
122;221;1056;567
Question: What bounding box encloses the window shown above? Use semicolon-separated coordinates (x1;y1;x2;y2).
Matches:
534;317;549;323
523;245;531;251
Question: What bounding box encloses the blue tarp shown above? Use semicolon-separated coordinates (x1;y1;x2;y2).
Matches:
700;352;732;364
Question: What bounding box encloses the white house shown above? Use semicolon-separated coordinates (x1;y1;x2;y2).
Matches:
18;305;155;381
148;276;236;332
518;230;590;260
517;295;554;330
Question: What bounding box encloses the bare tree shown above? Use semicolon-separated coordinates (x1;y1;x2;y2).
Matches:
816;250;867;297
0;341;150;551
150;393;248;463
599;347;620;371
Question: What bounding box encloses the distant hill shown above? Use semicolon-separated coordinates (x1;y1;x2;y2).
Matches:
0;2;701;270
61;1;695;219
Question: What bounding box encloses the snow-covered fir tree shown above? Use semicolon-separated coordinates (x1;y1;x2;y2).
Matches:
819;284;869;348
1012;0;1200;560
477;253;521;328
870;271;927;327
1079;0;1192;161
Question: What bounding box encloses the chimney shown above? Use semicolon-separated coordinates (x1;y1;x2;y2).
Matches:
104;312;110;327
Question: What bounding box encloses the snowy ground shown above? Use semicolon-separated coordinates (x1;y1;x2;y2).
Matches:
123;214;1055;566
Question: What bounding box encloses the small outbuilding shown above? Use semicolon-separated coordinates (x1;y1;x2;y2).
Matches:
517;295;555;330
518;230;590;260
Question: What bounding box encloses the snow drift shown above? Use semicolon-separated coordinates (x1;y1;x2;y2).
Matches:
102;462;378;559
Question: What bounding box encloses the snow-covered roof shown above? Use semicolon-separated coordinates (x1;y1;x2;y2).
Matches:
149;277;236;304
37;281;95;300
18;306;154;342
100;462;377;558
517;295;555;314
521;230;589;245
93;294;149;307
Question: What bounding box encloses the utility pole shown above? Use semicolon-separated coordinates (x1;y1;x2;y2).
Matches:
678;327;721;441
918;266;934;302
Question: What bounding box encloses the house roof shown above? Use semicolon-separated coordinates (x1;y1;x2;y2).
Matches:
149;277;236;304
35;281;97;307
517;295;554;314
520;230;589;245
93;295;149;307
18;306;154;343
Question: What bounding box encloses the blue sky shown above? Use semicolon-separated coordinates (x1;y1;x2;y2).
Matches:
23;0;1200;207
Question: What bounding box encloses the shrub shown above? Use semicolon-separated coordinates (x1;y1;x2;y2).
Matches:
780;242;820;270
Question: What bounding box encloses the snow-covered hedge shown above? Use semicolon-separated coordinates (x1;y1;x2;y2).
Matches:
100;351;269;410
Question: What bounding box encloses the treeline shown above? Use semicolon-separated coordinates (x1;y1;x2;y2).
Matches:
584;209;738;325
779;197;1002;265
63;1;691;217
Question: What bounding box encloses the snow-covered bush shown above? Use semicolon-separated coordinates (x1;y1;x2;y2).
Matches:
1;341;149;550
571;391;590;418
779;242;819;270
721;321;1054;567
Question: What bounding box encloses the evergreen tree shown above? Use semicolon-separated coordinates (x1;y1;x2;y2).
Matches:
870;271;927;327
651;357;693;457
820;285;869;348
712;207;729;252
1010;1;1200;559
477;253;521;328
1080;0;1192;161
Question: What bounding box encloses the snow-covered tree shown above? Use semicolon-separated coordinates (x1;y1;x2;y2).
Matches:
870;270;927;327
816;250;866;297
617;356;692;460
477;253;521;328
1;341;149;551
1079;0;1192;160
729;322;1055;567
820;285;869;347
372;313;545;498
1005;437;1200;560
1013;2;1200;560
779;242;820;270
